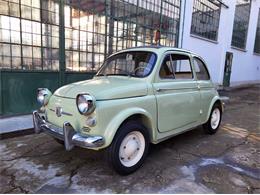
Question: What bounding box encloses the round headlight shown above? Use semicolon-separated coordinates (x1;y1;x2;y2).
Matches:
37;88;52;106
76;94;96;115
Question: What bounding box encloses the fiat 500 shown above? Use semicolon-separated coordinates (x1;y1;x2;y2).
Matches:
33;46;224;175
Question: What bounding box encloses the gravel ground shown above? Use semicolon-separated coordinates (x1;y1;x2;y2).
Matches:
0;84;259;193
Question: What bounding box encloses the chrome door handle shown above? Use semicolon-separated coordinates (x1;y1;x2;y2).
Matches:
156;88;174;92
197;85;201;90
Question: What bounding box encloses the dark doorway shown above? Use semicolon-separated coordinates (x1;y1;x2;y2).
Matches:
223;52;233;87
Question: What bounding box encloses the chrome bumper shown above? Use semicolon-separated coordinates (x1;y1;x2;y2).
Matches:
33;111;104;151
219;96;229;112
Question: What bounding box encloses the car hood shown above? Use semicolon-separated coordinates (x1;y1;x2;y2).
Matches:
54;76;148;100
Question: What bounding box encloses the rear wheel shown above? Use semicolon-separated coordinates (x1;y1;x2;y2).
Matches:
106;121;149;175
203;103;222;134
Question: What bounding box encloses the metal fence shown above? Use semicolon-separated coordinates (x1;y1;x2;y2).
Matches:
0;0;181;72
0;0;181;116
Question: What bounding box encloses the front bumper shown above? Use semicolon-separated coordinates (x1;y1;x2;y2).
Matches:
33;111;104;151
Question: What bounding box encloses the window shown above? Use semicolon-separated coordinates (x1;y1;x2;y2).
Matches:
254;10;260;54
159;55;174;79
108;0;181;53
64;0;106;72
231;0;251;49
0;0;59;70
160;54;193;79
97;51;157;78
191;0;221;41
193;57;210;80
0;0;181;71
64;0;181;72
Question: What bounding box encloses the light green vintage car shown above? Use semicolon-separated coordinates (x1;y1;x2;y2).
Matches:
33;46;224;174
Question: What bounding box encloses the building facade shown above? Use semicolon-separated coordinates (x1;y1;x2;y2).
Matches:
0;0;259;116
179;0;260;86
0;0;181;115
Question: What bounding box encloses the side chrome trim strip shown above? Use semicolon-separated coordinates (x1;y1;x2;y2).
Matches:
156;87;198;92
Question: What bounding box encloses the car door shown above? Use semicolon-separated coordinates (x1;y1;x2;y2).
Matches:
192;56;215;122
153;52;201;133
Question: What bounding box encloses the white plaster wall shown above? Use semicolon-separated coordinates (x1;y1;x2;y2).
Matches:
228;0;260;86
179;0;260;86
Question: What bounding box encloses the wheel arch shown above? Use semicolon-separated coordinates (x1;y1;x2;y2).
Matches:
103;108;156;147
119;113;153;139
206;96;222;122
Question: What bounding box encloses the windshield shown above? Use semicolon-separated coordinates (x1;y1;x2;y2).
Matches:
96;51;157;78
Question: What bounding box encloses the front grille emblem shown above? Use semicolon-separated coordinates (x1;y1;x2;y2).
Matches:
55;106;62;117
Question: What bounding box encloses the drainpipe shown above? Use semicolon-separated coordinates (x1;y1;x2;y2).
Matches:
179;0;187;48
59;0;65;86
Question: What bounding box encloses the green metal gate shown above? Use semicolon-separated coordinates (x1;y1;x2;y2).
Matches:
0;0;181;116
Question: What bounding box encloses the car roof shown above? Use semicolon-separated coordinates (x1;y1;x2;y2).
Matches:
118;45;200;56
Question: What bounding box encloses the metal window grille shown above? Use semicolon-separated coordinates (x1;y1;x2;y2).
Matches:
0;0;181;72
64;0;181;72
231;0;251;49
254;9;260;54
0;0;59;70
190;0;221;41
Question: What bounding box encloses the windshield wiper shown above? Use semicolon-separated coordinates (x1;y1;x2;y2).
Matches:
96;73;105;76
105;73;129;76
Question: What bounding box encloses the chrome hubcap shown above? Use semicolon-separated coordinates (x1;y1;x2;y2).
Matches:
211;108;220;129
119;131;145;167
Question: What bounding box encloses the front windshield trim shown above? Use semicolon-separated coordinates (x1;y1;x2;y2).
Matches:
96;51;158;78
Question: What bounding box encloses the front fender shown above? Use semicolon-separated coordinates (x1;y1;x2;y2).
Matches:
103;107;155;147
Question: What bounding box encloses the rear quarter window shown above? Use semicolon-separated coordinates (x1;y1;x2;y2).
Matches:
193;57;210;80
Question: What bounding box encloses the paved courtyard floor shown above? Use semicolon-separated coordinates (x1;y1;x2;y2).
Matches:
0;85;259;193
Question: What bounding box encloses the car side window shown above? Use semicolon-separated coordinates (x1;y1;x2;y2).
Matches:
159;55;175;79
159;54;193;80
193;57;210;80
171;54;193;79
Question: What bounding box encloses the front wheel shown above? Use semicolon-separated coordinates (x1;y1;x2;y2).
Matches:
106;121;150;175
203;103;222;134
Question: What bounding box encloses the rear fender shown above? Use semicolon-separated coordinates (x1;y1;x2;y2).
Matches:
205;96;222;122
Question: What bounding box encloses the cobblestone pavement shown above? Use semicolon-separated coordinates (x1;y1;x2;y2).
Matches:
0;85;259;193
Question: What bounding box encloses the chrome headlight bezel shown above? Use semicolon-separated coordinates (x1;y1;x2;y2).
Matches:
76;94;96;115
37;88;52;106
